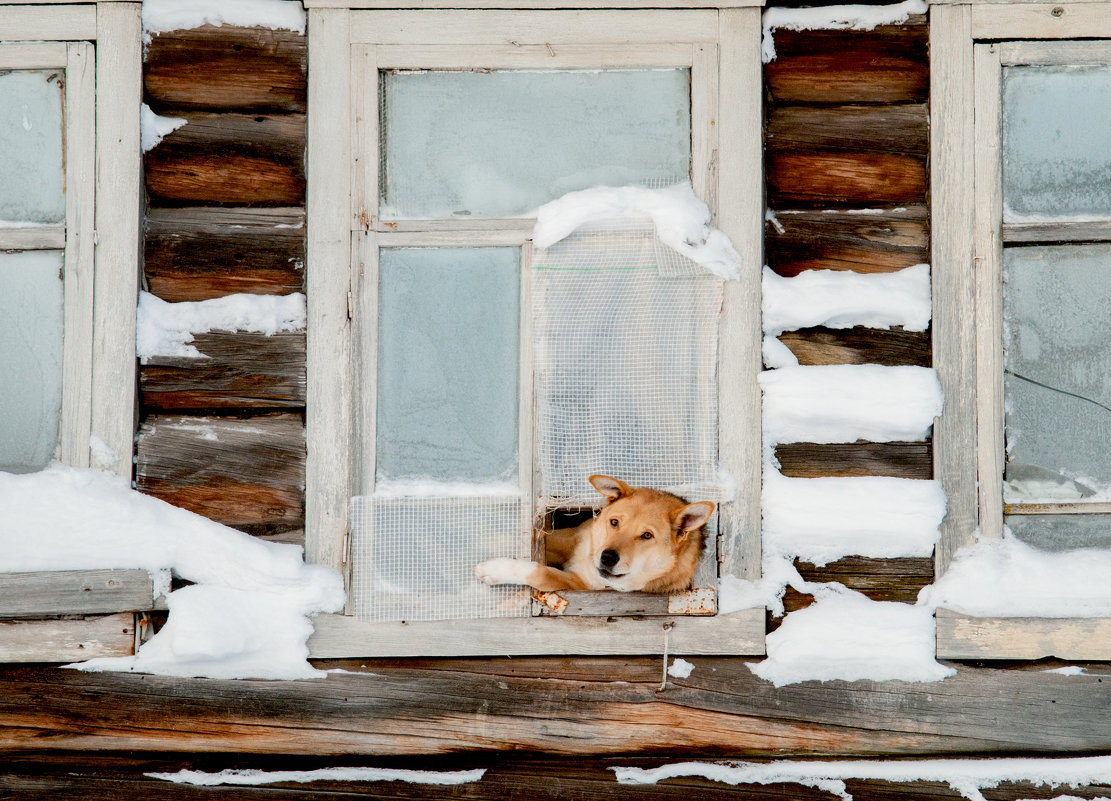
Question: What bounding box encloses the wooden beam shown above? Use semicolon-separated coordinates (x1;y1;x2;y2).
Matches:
0;615;134;663
0;570;159;618
775;441;932;480
938;609;1111;660
777;327;931;368
767;105;928;159
767;152;926;208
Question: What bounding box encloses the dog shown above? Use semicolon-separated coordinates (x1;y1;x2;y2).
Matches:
474;474;714;593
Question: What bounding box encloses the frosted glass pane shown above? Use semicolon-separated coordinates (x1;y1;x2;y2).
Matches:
1003;66;1111;220
0;250;64;472
1003;245;1111;500
0;70;64;223
1006;515;1111;552
381;69;690;218
376;248;519;483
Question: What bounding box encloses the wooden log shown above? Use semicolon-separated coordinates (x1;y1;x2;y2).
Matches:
145;113;306;206
144;207;305;302
767;152;926;208
145;26;307;112
5;659;1111;757
775;442;932;480
0;571;159;619
140;330;306;410
135;413;305;529
767;105;928;159
777;327;931;367
766;20;928;104
766;206;929;277
0;615;134;663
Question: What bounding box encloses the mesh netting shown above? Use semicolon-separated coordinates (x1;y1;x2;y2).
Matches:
532;218;727;508
350;494;531;623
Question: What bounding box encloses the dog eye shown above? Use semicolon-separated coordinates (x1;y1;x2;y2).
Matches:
609;518;619;527
640;531;654;540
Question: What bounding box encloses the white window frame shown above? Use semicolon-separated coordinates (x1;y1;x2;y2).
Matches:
932;0;1111;659
305;5;765;657
0;1;142;479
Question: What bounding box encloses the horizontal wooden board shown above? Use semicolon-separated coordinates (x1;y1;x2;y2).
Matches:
767;104;928;159
0;614;134;663
140;331;306;410
937;609;1111;660
765;206;929;277
775;441;932;479
145;26;307;112
778;327;931;367
773;557;933;628
0;571;157;619
765;20;928;104
144;207;305;302
767;152;927;208
135;413;305;529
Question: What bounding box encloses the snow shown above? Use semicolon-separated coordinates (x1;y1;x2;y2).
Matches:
136;290;306;361
667;658;695;679
88;434;117;470
760;364;943;446
140;103;186;153
142;0;306;41
613;755;1111;801
533;183;742;280
762;0;928;62
148;767;487;787
0;465;344;679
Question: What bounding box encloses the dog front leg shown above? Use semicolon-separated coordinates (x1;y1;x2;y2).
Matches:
474;558;589;591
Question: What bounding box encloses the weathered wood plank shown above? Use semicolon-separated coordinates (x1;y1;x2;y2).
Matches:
766;206;929;277
533;588;716;617
777;327;931;367
0;615;134;663
145;26;307;112
774;557;933;627
765;20;928;104
140;331;306;410
135;414;305;529
775;442;932;480
937;610;1111;661
767;152;927;208
144;207;305;302
5;660;1111;756
0;571;157;619
767;105;928;159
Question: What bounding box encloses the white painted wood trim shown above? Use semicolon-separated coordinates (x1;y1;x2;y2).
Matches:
59;42;96;469
691;42;719;218
313;0;763;8
1004;221;1111;243
518;242;535;510
349;10;720;45
376;230;534;247
375;43;696;70
351;230;377;499
930;4;978;577
937;608;1111;660
1000;39;1111;65
973;43;1004;541
350;43;377;233
0;225;66;250
308;608;765;657
0;5;96;40
972;3;1111;38
0;42;67;68
305;8;354;578
0;613;135;663
91;2;141;479
716;7;762;581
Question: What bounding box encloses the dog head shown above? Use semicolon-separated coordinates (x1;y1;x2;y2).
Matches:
586;474;714;593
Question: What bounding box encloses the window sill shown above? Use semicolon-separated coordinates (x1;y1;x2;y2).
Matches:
936;607;1111;660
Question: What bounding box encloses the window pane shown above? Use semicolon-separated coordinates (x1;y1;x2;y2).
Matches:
1003;65;1111;220
0;70;64;224
376;247;519;483
0;250;63;472
381;69;691;218
1003;245;1111;501
1006;514;1111;552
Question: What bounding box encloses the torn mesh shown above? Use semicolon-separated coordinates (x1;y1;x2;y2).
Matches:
532;218;728;508
350;494;531;623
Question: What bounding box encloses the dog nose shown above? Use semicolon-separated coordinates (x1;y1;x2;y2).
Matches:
600;549;620;568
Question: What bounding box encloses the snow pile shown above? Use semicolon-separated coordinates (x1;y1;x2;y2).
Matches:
761;364;943;446
140;103;186;153
0;465;344;679
922;534;1111;618
667;658;695;679
762;472;946;565
136;290;306;361
533;183;742;280
762;0;927;62
142;0;306;41
613;754;1111;801
149;767;486;787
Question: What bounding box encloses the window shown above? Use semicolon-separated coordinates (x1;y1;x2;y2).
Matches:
305;5;765;657
0;3;142;479
932;3;1111;658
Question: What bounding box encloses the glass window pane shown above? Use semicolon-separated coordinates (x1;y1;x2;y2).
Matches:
0;70;64;224
1006;514;1111;552
0;250;64;472
1003;244;1111;501
381;68;691;218
1003;65;1111;221
376;247;519;483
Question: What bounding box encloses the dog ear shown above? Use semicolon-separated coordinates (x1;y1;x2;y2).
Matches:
672;501;715;538
589;474;632;502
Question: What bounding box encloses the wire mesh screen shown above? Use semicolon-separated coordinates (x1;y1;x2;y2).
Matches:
351;494;531;623
532;218;727;508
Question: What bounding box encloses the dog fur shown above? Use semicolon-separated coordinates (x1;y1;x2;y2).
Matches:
474;474;714;593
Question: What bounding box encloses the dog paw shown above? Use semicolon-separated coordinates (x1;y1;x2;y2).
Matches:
474;557;537;586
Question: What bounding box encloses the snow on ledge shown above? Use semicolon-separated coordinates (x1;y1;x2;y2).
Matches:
142;0;306;41
533;183;742;280
148;767;487;787
762;0;927;62
140;103;186;153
